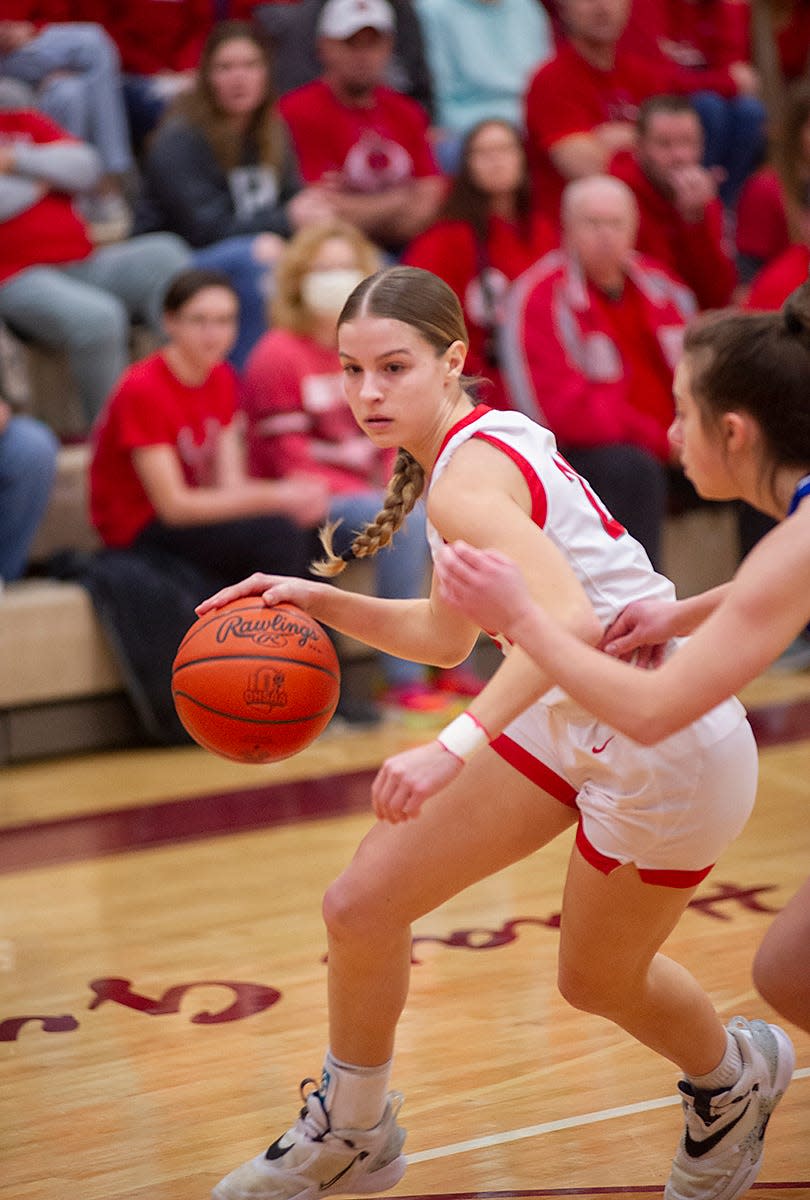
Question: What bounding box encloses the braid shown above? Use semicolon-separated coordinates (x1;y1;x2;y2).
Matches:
309;450;426;577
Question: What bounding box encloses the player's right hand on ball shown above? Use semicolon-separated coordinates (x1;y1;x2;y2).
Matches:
195;572;319;616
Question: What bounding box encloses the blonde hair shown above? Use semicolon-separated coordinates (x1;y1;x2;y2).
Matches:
271;221;382;335
311;266;469;577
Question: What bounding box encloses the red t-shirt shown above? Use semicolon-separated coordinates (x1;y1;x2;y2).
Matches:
241;328;391;493
403;213;557;408
1;1;74;21
0;110;92;285
525;43;666;221
609;150;736;308
735;167;791;266
620;0;745;95
744;245;810;313
89;0;263;74
775;3;810;81
90;352;238;547
278;79;439;188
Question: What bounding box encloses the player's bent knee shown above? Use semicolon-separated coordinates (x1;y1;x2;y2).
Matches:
557;959;630;1017
322;875;395;943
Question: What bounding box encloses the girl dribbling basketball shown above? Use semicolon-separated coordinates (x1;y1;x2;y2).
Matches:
196;265;793;1200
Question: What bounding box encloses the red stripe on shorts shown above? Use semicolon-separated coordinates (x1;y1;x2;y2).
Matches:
575;824;714;888
491;733;577;806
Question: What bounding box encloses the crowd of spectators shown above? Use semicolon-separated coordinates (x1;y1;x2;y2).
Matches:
3;0;810;732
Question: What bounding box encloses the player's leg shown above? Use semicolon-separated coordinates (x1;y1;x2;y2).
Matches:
323;744;576;1066
556;716;793;1200
211;746;577;1200
558;850;722;1069
559;851;794;1200
753;872;810;1034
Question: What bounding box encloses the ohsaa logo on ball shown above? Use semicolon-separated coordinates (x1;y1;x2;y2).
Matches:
244;669;288;711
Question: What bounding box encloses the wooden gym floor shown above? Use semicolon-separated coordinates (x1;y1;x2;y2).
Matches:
2;668;809;1200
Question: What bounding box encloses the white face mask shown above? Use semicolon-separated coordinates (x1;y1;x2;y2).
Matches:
301;268;365;317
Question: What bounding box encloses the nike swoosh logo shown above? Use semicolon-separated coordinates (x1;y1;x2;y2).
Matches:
591;736;614;754
265;1137;293;1161
684;1099;751;1158
319;1151;367;1190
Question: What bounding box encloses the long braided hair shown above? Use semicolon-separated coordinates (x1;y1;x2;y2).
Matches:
311;266;470;577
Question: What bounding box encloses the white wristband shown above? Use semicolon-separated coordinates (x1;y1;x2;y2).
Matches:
436;712;491;764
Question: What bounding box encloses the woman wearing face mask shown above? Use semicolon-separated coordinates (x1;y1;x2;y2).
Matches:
242;223;478;716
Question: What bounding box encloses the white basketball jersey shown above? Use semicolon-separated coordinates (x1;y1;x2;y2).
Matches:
427;405;675;632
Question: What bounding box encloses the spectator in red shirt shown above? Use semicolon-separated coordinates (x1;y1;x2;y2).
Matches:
0;107;190;425
90;266;325;557
610;93;736;308
524;0;665;225
620;0;766;208
88;265;327;741
278;0;445;253
499;174;697;567
404;118;557;409
736;77;810;285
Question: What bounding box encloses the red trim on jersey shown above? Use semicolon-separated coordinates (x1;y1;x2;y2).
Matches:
433;404;492;468
472;433;548;527
575;824;714;888
491;734;577;806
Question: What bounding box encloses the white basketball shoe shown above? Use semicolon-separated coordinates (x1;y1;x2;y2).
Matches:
665;1016;795;1200
211;1080;407;1200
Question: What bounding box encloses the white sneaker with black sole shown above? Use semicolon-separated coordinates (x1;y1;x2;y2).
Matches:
665;1016;795;1200
211;1080;407;1200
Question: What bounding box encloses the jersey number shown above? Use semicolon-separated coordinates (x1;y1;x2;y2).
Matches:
553;454;625;539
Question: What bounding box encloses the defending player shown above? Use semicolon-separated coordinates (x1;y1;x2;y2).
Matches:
436;282;810;1043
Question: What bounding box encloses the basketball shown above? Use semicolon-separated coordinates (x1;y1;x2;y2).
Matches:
172;597;341;763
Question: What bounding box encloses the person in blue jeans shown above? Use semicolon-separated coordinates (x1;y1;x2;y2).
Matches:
0;398;58;584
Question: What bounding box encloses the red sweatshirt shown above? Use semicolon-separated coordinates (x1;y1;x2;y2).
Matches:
620;0;748;97
610;150;736;308
0;110;92;285
404;212;557;409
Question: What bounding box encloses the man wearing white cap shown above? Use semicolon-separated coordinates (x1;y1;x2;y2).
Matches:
278;0;445;252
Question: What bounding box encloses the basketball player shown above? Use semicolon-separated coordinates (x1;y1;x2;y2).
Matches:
436;283;810;1043
196;265;794;1200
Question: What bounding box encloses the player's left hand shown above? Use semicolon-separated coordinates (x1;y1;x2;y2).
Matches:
372;741;464;823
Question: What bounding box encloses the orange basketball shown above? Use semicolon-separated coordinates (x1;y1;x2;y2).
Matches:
172;597;340;763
